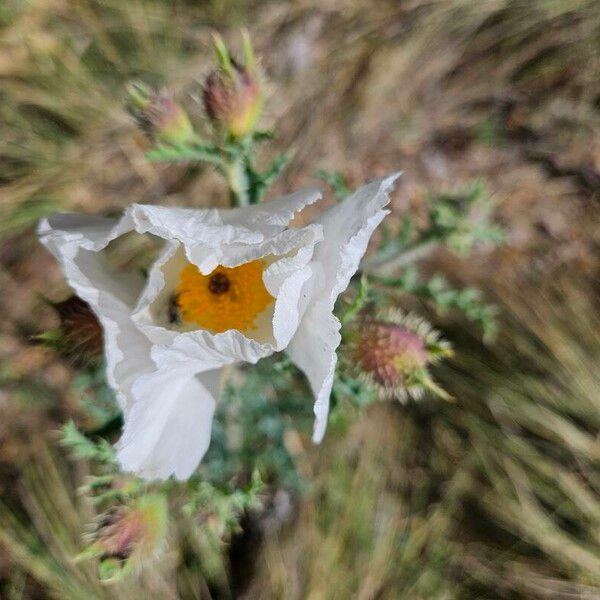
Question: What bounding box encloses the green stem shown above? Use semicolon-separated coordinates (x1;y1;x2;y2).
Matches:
361;238;439;276
340;275;369;325
224;156;250;207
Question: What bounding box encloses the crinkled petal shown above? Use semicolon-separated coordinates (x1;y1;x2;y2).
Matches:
224;188;322;235
184;223;323;276
38;214;154;413
313;174;401;310
38;213;135;254
264;245;317;350
116;368;221;481
127;204;263;248
286;297;340;442
147;328;275;371
287;174;401;442
127;188;321;273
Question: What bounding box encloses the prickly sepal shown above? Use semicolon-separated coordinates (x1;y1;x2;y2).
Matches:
127;81;194;146
76;494;168;583
38;296;103;366
345;310;453;402
202;32;263;139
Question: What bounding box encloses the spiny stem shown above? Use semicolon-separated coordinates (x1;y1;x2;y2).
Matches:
340;275;369;325
224;156;250;207
361;238;439;276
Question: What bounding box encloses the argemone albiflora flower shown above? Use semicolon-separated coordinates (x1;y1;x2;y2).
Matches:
39;174;399;480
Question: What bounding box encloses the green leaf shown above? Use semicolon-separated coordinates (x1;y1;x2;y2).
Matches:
340;275;370;325
61;421;115;464
252;130;276;143
376;270;498;341
315;169;350;199
248;152;293;203
261;153;292;187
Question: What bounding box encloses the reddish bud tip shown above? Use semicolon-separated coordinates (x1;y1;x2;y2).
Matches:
202;37;262;138
127;82;194;146
40;296;103;366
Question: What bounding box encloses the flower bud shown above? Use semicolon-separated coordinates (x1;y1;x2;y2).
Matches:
127;82;194;146
77;494;168;582
202;33;262;139
346;310;452;402
38;296;103;366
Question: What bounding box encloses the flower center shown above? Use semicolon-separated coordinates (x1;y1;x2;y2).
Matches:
208;272;230;295
175;260;273;333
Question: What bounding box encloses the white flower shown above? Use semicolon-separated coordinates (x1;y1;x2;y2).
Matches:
39;174;400;480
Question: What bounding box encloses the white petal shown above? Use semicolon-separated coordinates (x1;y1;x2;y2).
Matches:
38;213;143;305
147;328;275;370
126;188;320;274
38;213;135;254
224;187;322;235
116;368;221;481
264;244;317;350
38;214;154;413
128;204;263;247
286;297;340;442
287;174;401;442
312;174;401;309
185;223;322;276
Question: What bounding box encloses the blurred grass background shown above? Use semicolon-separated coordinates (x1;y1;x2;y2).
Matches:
1;0;599;598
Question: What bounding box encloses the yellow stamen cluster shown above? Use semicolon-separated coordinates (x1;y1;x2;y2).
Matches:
176;260;273;333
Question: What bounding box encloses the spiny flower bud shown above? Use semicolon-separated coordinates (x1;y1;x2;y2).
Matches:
77;494;168;583
38;296;103;366
346;310;452;402
127;82;194;146
202;32;262;139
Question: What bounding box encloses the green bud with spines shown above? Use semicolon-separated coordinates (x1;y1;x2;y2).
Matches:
76;494;168;583
202;32;263;139
127;81;194;146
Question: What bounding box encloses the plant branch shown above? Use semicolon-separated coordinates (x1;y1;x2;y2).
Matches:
361;238;439;276
224;156;250;207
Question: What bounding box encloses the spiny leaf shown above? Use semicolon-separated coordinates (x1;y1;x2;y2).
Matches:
61;421;115;464
315;169;350;199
